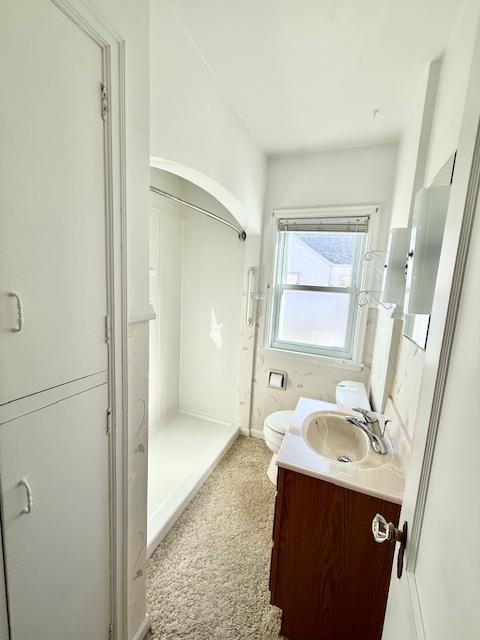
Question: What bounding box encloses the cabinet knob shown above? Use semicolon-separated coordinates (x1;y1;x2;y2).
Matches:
372;514;408;579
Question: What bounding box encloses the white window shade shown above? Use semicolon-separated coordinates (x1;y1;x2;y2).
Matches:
278;216;369;233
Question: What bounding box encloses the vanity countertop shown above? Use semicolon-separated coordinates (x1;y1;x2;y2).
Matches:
276;397;407;505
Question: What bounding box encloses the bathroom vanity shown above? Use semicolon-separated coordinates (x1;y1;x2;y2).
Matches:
269;398;406;640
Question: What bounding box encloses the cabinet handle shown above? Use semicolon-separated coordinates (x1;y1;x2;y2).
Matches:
19;478;33;514
9;292;24;333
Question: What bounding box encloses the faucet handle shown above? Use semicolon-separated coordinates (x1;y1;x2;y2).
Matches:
352;406;368;416
381;418;392;437
352;407;377;423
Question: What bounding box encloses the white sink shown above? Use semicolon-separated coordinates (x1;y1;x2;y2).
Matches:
302;411;369;463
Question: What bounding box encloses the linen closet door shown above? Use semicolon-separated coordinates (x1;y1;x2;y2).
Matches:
0;0;109;404
0;385;110;640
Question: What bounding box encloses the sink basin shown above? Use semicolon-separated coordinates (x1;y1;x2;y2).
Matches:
302;411;369;463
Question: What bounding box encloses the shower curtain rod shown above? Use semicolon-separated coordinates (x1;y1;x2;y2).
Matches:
149;185;247;241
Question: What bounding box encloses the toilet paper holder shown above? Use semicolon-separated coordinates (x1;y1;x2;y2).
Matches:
268;369;287;390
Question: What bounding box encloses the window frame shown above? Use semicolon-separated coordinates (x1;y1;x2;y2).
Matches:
266;205;380;365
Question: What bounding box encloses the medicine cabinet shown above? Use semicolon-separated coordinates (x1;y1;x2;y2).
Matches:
404;184;451;315
403;153;455;349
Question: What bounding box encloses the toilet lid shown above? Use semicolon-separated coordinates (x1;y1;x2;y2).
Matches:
264;410;294;434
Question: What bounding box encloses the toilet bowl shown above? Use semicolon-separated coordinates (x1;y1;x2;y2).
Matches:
263;380;371;485
263;410;295;484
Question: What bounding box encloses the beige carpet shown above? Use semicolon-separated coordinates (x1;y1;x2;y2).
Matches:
146;435;283;639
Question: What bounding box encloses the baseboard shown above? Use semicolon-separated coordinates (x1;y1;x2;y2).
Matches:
239;427;265;439
131;614;151;640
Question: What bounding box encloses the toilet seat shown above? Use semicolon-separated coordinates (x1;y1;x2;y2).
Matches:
264;410;294;434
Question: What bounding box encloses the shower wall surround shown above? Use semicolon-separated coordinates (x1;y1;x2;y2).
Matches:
149;170;183;427
179;208;245;423
149;168;257;432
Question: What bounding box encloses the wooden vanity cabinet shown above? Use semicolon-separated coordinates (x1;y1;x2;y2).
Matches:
270;467;401;640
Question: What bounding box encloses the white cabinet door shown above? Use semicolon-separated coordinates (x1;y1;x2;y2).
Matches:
0;1;108;404
0;384;110;640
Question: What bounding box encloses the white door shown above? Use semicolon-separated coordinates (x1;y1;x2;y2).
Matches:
0;384;110;640
381;24;480;640
0;0;108;404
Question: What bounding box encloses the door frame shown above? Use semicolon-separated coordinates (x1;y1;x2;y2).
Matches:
396;22;480;639
0;1;129;638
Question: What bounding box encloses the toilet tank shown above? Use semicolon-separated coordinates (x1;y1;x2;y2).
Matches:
335;380;371;412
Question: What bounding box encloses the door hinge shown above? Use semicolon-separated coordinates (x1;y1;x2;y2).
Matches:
106;408;112;436
108;622;113;639
100;82;108;121
104;315;111;344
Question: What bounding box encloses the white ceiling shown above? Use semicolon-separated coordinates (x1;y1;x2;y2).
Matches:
168;0;465;154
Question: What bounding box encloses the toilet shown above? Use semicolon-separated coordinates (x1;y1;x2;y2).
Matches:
263;380;371;485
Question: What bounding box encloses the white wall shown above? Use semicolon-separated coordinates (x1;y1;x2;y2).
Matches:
369;60;439;421
150;0;266;234
425;0;480;184
389;66;438;230
370;0;480;434
250;142;398;435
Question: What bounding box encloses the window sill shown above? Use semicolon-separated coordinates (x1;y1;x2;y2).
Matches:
260;346;365;371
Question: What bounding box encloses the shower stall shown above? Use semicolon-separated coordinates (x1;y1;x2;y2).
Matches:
147;167;256;555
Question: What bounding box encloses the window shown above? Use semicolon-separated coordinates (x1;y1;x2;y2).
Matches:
269;212;369;360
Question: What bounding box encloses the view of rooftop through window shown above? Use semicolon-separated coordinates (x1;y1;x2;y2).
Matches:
272;229;366;356
282;232;355;287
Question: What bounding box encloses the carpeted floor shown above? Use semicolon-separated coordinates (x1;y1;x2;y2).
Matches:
146;435;284;639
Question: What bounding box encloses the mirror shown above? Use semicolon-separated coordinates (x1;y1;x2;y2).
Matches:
403;153;455;349
403;314;430;350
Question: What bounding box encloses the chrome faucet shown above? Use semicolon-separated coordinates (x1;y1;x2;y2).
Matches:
345;408;389;455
